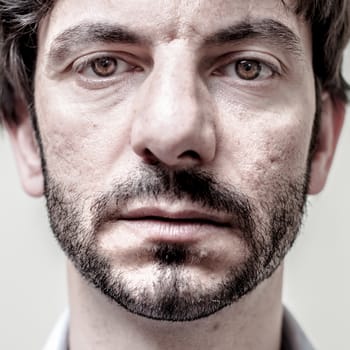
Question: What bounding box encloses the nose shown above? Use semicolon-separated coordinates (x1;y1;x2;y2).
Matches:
130;47;217;169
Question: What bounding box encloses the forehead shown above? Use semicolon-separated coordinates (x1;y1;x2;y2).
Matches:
40;0;308;48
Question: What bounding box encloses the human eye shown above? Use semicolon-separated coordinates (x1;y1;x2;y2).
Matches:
213;54;281;82
73;53;140;80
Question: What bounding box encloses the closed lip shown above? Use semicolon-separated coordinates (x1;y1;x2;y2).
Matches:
116;206;234;228
101;205;237;243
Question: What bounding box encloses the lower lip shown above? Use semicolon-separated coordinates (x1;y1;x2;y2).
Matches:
117;219;230;243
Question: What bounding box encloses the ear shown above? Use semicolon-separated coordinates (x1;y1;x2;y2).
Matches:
308;93;345;194
5;100;44;197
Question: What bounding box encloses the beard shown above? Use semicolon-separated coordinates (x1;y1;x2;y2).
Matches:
43;165;309;321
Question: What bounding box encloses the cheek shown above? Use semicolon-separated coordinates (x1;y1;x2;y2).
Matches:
34;83;135;190
218;103;314;197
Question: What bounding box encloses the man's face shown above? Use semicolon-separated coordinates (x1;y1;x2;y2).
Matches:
33;0;316;320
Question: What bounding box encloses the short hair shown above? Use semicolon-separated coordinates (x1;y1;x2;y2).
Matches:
0;0;349;125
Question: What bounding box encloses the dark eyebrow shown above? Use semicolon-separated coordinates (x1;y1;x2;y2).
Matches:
47;22;148;66
47;19;303;67
205;19;303;58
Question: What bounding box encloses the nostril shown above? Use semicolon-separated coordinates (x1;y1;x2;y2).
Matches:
141;148;200;166
143;148;159;165
179;150;200;160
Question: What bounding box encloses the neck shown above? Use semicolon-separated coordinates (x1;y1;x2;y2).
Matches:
67;262;284;350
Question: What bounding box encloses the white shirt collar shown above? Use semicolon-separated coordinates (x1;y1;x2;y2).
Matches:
43;309;69;350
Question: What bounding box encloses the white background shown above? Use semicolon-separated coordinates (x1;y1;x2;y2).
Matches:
0;46;349;350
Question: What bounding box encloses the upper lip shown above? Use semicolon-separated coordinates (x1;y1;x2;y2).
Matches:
118;207;232;227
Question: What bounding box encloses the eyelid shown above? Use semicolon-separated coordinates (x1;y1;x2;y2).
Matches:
211;51;284;76
72;51;139;74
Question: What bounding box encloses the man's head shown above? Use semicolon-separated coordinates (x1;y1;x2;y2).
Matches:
0;0;349;321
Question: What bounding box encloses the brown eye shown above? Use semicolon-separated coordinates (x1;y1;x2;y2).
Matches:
236;60;262;80
91;57;117;77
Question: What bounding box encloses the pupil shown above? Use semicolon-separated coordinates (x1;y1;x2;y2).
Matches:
243;63;253;71
99;58;111;67
237;60;261;80
92;57;116;76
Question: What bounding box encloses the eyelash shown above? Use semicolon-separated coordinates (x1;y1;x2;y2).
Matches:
73;53;139;78
212;54;282;81
70;51;282;90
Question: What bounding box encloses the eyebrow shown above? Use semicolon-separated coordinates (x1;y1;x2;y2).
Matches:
47;18;303;67
47;23;148;67
205;19;303;58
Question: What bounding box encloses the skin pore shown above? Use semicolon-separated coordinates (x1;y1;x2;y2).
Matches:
7;0;345;349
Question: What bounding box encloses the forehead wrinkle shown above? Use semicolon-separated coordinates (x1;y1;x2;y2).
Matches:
46;22;149;67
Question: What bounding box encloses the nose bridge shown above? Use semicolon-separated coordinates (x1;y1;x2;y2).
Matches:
131;41;216;168
145;43;202;136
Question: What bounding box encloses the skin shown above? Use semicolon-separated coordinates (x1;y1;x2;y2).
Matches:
5;0;345;349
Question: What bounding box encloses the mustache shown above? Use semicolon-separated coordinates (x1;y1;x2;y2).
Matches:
90;166;255;236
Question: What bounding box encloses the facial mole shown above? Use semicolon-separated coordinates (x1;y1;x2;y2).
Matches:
269;156;277;164
269;153;282;164
212;322;220;332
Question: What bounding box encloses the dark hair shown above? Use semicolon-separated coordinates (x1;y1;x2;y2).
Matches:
0;0;349;125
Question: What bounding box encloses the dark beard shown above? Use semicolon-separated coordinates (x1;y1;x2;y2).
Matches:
44;165;308;321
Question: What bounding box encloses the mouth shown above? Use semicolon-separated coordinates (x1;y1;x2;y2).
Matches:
115;207;233;243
